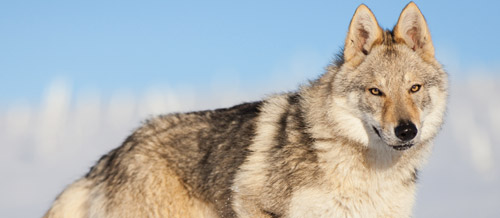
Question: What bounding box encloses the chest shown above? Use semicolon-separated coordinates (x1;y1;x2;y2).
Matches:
287;177;416;218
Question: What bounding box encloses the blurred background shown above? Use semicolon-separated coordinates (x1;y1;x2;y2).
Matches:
1;0;499;217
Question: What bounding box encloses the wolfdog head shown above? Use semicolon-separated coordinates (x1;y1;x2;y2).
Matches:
320;2;447;151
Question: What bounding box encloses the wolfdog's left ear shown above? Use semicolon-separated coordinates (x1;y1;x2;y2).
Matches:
394;2;435;61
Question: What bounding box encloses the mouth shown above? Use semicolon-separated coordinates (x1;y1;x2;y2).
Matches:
391;143;414;151
372;126;381;138
372;126;414;151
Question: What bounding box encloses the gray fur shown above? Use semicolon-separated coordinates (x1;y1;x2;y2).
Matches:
44;2;447;218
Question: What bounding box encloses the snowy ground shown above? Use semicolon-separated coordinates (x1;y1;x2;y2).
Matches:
0;77;499;218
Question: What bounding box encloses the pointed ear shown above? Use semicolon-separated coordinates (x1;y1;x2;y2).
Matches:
344;4;383;66
394;2;434;61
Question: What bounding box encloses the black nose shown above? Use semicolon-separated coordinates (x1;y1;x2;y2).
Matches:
394;121;417;141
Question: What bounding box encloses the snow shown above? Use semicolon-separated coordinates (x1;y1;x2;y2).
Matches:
0;78;499;218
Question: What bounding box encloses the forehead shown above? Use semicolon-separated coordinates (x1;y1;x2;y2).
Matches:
357;44;429;84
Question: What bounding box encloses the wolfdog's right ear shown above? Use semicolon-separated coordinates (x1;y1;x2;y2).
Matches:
344;4;383;67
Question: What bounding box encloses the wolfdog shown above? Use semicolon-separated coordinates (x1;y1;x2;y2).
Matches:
44;2;447;218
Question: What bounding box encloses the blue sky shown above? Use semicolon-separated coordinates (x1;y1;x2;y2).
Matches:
1;2;500;217
1;0;499;104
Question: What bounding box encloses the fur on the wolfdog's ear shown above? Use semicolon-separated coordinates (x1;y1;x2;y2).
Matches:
394;2;435;62
344;4;383;66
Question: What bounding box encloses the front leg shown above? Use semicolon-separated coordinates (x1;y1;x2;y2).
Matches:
231;194;276;218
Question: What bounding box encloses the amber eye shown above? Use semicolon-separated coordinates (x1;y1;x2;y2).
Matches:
410;84;421;93
369;88;383;96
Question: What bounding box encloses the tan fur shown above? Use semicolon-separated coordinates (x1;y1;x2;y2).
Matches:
380;90;422;131
45;2;447;218
43;179;91;218
96;163;216;218
232;95;293;218
233;2;446;217
394;2;435;62
45;160;218;218
344;4;384;67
